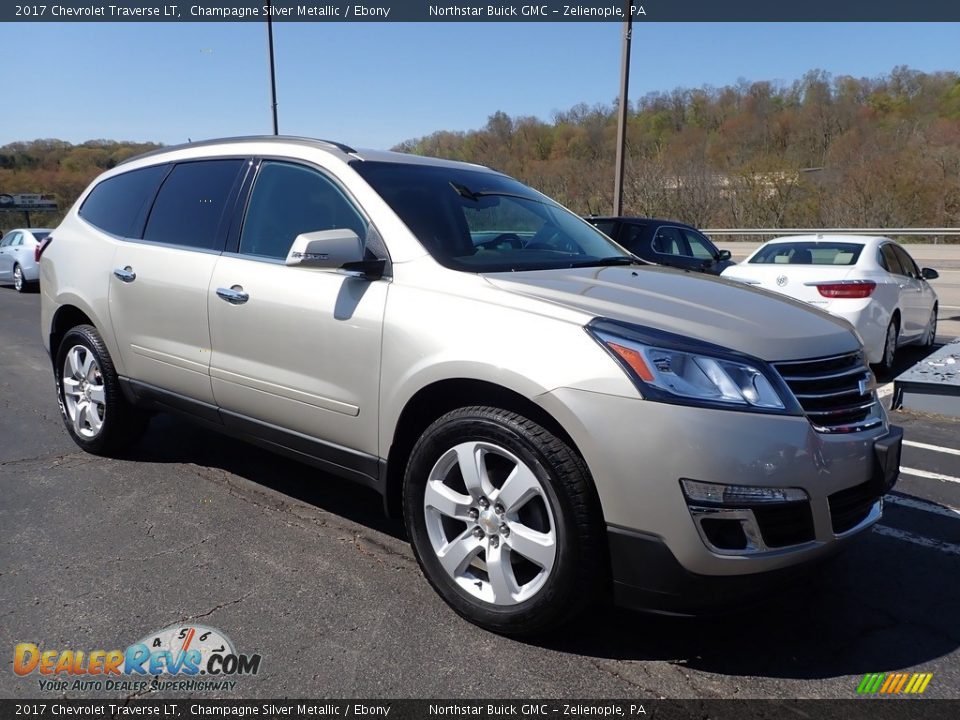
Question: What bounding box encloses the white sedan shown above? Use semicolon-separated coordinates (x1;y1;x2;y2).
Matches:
721;235;939;370
0;228;53;293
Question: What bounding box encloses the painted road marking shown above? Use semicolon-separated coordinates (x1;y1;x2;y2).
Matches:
903;439;960;456
877;383;893;399
885;493;960;519
899;466;960;485
873;524;960;556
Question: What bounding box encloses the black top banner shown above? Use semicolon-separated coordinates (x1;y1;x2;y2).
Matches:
4;1;960;22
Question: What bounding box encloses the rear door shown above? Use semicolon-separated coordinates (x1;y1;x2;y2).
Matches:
108;158;248;404
888;243;931;339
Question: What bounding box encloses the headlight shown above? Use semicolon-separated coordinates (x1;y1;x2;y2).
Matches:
587;319;799;413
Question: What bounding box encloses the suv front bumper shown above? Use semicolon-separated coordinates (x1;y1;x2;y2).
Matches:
537;388;902;611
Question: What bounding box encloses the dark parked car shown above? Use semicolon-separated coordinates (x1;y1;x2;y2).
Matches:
586;217;734;275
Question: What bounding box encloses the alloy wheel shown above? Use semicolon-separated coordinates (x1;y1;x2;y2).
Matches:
925;309;938;346
422;441;557;606
884;322;897;368
13;265;23;292
61;345;106;439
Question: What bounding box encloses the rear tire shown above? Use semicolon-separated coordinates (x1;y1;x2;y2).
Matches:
877;317;899;374
54;324;149;455
13;264;26;293
922;306;938;348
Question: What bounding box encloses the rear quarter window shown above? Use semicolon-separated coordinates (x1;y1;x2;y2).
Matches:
589;220;617;237
79;164;170;238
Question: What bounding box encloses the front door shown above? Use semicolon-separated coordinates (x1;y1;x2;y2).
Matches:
0;231;19;280
208;160;387;468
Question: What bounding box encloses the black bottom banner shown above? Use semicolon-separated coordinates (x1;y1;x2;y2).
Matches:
0;700;957;720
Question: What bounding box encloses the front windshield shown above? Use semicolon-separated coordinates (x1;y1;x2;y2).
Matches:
352;160;631;272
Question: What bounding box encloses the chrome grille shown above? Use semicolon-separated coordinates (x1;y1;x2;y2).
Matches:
774;352;882;433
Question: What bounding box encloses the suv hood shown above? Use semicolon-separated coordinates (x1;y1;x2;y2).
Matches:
484;265;860;362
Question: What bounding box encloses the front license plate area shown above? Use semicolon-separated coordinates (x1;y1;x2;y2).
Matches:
873;425;903;491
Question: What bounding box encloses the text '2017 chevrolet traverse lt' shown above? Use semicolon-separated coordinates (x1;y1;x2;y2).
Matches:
40;137;902;635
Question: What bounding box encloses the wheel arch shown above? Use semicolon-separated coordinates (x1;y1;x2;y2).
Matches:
382;378;588;520
49;302;116;370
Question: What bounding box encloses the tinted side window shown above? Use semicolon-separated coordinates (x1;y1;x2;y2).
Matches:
621;224;648;252
0;232;18;247
880;244;905;276
143;160;244;251
590;220;617;237
79;164;169;238
652;227;685;255
681;229;716;260
891;245;920;279
239;162;366;260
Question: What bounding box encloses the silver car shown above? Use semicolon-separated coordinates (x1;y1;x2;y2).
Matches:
0;227;52;292
39;137;902;634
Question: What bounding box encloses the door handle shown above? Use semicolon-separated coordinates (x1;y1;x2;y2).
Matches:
216;286;249;305
113;267;136;283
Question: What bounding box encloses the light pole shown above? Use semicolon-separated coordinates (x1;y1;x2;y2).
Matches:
613;2;632;216
266;0;279;135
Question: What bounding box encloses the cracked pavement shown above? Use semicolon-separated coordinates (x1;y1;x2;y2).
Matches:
1;289;958;699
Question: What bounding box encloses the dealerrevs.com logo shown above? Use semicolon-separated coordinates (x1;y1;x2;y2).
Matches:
14;624;262;693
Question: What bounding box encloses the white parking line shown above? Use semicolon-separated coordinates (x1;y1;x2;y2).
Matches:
903;439;960;456
885;493;960;519
872;525;960;556
877;383;893;399
899;466;960;485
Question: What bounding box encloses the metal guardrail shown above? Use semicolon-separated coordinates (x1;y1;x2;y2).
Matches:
701;228;960;236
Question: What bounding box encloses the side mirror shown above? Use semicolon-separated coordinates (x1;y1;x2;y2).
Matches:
285;229;363;269
921;267;939;280
716;249;732;262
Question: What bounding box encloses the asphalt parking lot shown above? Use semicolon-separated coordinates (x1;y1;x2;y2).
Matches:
1;285;958;700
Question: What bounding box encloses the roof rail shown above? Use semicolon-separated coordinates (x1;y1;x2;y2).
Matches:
118;135;357;166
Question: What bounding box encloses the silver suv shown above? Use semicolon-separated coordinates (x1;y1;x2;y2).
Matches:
40;137;902;635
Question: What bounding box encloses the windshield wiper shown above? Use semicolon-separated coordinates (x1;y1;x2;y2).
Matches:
449;181;540;204
568;256;639;268
449;181;480;201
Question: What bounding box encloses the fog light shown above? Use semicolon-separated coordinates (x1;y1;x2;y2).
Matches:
681;479;808;506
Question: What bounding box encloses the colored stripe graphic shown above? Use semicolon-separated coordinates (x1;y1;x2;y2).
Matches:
857;673;885;693
857;672;933;694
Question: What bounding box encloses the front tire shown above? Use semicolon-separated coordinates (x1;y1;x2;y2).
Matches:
54;324;148;455
403;406;606;635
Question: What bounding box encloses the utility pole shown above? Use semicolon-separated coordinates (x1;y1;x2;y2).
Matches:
266;0;280;135
613;2;632;216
